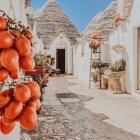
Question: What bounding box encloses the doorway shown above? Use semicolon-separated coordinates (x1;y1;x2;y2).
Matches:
57;49;65;74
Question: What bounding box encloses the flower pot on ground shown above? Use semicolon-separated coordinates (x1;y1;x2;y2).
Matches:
92;60;102;69
91;72;98;83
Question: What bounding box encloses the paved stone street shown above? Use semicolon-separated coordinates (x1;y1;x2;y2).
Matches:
21;76;140;140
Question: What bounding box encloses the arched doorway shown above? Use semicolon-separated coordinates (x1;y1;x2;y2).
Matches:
48;34;73;74
56;49;65;73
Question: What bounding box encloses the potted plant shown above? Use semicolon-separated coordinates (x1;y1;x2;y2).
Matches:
91;72;99;83
91;34;101;39
89;41;100;53
92;60;102;69
101;63;110;67
108;58;126;72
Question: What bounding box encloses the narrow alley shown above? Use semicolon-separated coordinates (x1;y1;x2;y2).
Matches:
21;76;140;140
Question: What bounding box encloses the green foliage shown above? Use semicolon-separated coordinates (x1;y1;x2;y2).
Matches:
108;59;126;72
91;72;98;83
34;54;48;66
92;61;102;69
92;60;109;69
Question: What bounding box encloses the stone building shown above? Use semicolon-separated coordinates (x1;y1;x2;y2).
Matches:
74;0;138;94
74;1;118;85
35;0;80;74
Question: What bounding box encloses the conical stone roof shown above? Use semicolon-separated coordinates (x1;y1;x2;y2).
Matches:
82;2;118;39
82;0;134;39
35;0;80;47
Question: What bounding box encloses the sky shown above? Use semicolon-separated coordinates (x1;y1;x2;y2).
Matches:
30;0;115;33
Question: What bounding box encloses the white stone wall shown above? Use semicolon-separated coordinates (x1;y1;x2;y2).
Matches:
109;23;134;93
74;43;91;85
74;0;140;94
74;41;110;85
0;0;28;26
109;0;140;93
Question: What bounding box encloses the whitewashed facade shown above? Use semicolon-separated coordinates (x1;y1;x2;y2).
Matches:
109;0;140;94
46;33;73;74
73;1;117;85
74;0;140;94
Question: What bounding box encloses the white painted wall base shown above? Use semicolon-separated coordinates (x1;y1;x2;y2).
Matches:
109;0;140;93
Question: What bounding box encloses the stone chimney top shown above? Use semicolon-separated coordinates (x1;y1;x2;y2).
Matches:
48;0;56;3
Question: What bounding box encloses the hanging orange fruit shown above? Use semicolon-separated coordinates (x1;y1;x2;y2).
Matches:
18;106;37;130
14;84;31;102
1;117;15;134
27;102;36;110
1;48;19;71
2;90;13;97
9;68;20;80
0;68;9;82
0;16;7;31
0;90;12;108
15;37;31;56
5;99;23;119
29;48;34;57
0;31;14;49
0;62;2;69
11;29;21;38
2;114;14;125
0;108;4;116
29;99;41;111
0;52;2;69
24;30;32;39
20;55;35;71
27;81;41;99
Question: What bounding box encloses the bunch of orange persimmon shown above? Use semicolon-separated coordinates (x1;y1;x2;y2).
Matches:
0;15;41;134
0;81;41;134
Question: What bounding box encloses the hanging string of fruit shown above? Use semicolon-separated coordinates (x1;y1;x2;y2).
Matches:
0;10;41;134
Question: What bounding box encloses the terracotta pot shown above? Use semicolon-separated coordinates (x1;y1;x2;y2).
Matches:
93;77;98;83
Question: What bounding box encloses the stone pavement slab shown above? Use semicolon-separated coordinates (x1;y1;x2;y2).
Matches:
66;75;140;136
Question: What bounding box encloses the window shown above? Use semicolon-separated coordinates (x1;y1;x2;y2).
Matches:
81;46;85;57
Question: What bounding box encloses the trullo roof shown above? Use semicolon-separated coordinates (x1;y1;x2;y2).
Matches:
82;1;118;39
35;0;80;47
82;0;134;39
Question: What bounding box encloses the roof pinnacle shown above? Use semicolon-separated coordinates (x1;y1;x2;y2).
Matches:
48;0;56;3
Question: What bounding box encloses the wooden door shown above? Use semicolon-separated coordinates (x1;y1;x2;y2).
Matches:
57;49;65;74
